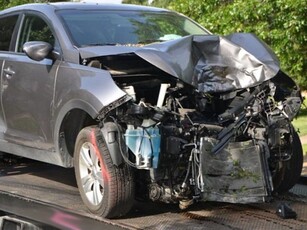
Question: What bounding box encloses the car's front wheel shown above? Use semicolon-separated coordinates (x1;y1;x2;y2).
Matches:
272;128;303;194
74;126;134;218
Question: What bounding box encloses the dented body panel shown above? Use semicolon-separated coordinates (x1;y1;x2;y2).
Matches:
79;33;280;93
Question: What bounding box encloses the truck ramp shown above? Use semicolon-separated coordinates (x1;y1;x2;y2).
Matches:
0;159;306;229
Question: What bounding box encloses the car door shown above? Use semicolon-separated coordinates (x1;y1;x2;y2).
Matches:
2;13;60;150
0;14;20;138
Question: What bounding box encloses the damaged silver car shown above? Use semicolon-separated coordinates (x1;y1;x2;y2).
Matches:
0;3;303;218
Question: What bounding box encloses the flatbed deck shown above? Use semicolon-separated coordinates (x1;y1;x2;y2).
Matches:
0;159;306;229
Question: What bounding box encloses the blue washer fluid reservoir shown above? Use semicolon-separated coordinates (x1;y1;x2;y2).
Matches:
125;125;161;169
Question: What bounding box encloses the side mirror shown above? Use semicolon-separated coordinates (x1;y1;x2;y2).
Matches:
23;41;53;61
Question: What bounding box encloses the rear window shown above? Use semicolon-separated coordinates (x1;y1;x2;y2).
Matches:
0;15;18;51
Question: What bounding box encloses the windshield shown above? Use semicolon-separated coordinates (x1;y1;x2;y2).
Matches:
57;10;209;47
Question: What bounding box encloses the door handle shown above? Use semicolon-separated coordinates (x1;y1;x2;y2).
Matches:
3;67;15;79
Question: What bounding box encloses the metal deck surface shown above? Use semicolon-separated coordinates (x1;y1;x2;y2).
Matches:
0;159;306;229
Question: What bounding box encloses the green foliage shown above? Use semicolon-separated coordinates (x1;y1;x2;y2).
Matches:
293;97;307;136
122;0;148;5
1;0;31;9
0;0;69;10
150;0;172;8
150;0;307;89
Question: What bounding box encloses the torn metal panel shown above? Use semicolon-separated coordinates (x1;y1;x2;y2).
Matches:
134;36;195;82
192;35;280;93
79;33;280;93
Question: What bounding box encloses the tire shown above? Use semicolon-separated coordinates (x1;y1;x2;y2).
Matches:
272;129;303;194
74;126;134;218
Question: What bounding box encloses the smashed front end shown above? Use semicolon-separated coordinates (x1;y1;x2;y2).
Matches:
81;33;302;208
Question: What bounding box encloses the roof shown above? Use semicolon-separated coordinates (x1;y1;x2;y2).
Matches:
0;2;170;16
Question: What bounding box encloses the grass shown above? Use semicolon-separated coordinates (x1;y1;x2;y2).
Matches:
292;97;307;155
292;102;307;136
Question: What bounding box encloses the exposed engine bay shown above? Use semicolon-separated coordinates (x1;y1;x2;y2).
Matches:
81;33;303;208
113;72;301;207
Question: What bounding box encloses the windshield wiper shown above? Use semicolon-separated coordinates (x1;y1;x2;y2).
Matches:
81;43;118;47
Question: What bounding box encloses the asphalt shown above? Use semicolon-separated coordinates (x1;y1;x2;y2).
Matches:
1;160;307;229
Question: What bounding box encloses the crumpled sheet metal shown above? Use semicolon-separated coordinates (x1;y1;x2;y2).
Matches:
79;33;280;93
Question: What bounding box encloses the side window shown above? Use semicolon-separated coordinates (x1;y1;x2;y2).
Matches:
17;14;55;52
0;15;19;51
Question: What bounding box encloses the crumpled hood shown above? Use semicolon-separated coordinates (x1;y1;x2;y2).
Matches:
79;33;280;93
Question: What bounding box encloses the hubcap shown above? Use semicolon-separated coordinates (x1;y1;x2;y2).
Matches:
79;142;104;205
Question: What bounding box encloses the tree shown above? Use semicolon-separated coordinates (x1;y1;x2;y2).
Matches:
0;0;69;10
150;0;173;8
1;0;32;9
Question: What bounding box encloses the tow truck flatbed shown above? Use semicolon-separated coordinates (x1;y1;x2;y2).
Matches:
0;159;306;229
